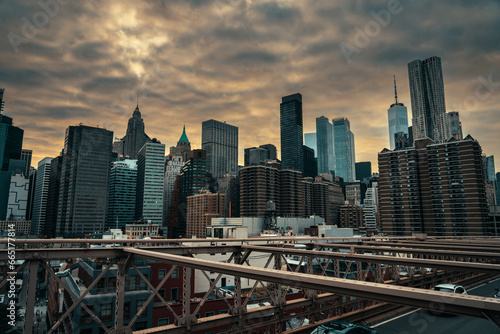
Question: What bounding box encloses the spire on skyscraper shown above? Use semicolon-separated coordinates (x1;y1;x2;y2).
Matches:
394;75;398;105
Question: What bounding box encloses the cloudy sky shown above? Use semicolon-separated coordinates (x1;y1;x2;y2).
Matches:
1;0;499;172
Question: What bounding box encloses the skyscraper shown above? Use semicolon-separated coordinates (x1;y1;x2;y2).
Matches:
333;117;356;182
116;104;152;159
108;159;137;229
44;156;62;238
136;140;165;225
446;111;463;140
186;191;225;238
202;119;238;180
56;125;113;237
244;144;277;166
280;93;303;173
355;162;372;184
20;149;32;178
31;157;53;234
387;76;409;150
408;56;447;142
315;116;335;174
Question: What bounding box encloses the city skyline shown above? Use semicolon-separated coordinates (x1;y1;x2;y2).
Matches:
0;1;499;172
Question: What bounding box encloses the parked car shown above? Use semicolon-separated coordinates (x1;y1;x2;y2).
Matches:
310;320;377;334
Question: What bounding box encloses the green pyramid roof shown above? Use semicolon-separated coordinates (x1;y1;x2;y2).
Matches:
178;125;189;144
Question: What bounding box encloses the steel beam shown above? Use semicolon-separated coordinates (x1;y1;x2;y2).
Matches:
24;260;39;334
124;247;500;320
242;245;500;274
311;243;500;260
363;241;500;253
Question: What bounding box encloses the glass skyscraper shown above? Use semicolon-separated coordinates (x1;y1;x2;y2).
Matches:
408;56;447;142
280;93;304;172
316;116;335;174
304;133;317;158
388;76;408;150
333;117;356;182
202;119;238;180
108;159;137;229
136;140;165;225
31;157;53;234
56;125;113;237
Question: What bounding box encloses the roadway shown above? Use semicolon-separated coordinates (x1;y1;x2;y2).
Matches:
373;278;500;334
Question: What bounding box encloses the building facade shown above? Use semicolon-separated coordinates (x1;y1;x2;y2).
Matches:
136;141;165;225
240;165;280;217
202;119;238;180
378;136;490;236
280;93;304;172
408;56;447;142
108;159;137;229
115;104;152;159
304;133;317;157
56;125;114;237
186;191;225;238
316;116;335;175
333;117;356;182
446;111;463;140
31;157;52;234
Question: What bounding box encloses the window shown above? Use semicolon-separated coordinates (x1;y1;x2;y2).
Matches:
171;268;179;279
205;311;215;317
139;276;147;290
159;289;166;299
100;303;113;322
158;269;166;280
219;309;229;314
135;321;147;330
158;318;170;326
124;301;131;319
128;276;137;291
80;305;94;325
171;287;179;301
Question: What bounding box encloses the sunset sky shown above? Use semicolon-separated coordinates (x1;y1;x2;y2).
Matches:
1;0;499;172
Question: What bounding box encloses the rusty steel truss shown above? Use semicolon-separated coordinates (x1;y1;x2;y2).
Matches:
1;236;500;334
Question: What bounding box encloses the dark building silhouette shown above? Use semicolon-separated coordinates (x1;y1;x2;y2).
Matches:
56;125;113;237
244;144;277;166
44;156;62;238
355;162;372;184
168;149;207;238
379;136;490;236
202;119;238;180
280;93;304;173
302;145;317;178
20;149;32;178
115;104;151;159
240;165;280;217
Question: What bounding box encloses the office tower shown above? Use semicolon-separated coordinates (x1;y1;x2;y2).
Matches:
302;146;317;178
116;104;152;159
378;136;490;236
202;119;238;180
394;132;410;150
0;96;24;220
25;168;36;221
345;181;365;206
167;149;207;238
240;165;280;217
316;116;335;174
446;111;463;140
20;149;32;178
333;117;356;182
6;172;29;220
364;183;378;232
408;56;447;142
108;159;137;229
136;140;165;225
496;172;500;206
244;144;277;166
279;169;305;218
304;133;317;157
312;175;344;225
56;125;113;237
218;173;240;218
31;157;52;234
388;76;409;150
164;153;185;224
355;162;372;184
483;155;496;207
302;178;314;217
280;93;304;172
44;156;61;238
186;191;225;238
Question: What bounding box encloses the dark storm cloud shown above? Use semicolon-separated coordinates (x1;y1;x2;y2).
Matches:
0;0;499;169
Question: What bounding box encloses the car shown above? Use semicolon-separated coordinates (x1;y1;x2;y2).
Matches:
310;320;377;334
428;284;467;316
432;284;467;294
